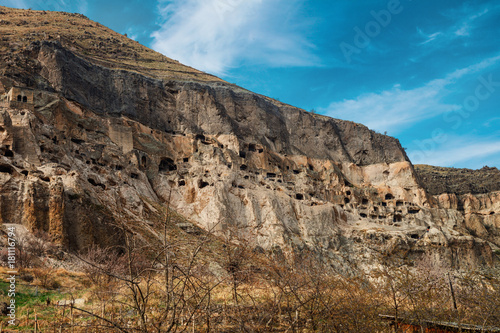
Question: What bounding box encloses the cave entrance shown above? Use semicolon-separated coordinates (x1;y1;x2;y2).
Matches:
159;158;177;172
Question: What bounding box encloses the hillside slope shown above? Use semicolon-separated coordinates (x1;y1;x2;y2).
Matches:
415;164;500;196
0;6;498;270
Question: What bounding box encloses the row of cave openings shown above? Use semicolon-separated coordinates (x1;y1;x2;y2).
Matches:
135;154;183;174
357;211;417;223
197;135;315;176
239;154;313;175
230;178;307;201
157;135;314;184
195;134;224;149
195;135;266;157
0;163;46;181
238;143;332;203
342;190;421;221
16;95;28;103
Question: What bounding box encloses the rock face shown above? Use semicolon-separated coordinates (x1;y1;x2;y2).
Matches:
0;6;498;270
415;164;500;196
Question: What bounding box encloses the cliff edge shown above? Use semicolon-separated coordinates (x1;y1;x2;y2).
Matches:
0;6;498;271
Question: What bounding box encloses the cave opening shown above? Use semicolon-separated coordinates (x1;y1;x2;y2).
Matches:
159;158;177;172
199;180;209;189
0;164;13;174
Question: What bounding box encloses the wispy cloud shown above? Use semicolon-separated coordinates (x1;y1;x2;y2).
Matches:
408;137;500;167
150;0;318;75
453;7;489;37
319;55;500;134
483;117;500;128
417;29;442;45
417;4;494;47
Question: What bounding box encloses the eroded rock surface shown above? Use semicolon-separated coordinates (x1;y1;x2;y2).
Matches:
0;6;498;271
415;164;500;196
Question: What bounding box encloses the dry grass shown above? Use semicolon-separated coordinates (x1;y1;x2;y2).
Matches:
0;5;224;83
414;164;500;195
0;255;499;332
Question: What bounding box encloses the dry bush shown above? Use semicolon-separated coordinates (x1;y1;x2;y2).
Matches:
372;254;500;330
454;268;500;326
259;250;385;332
81;245;124;294
32;264;55;289
1;229;59;268
373;258;452;327
61;220;500;333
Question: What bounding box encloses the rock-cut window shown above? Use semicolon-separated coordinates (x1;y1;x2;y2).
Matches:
23;96;27;102
17;95;22;101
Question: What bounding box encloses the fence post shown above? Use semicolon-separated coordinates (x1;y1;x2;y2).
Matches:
34;310;38;333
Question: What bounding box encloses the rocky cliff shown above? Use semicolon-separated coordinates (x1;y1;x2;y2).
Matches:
415;164;500;196
0;6;498;271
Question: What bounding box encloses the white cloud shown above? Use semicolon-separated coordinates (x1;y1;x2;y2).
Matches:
125;27;139;41
484;117;500;127
454;7;489;37
150;0;318;75
417;29;442;45
408;137;500;168
416;5;493;48
454;26;469;37
319;55;500;134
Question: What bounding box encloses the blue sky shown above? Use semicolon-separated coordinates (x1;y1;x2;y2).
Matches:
2;0;499;169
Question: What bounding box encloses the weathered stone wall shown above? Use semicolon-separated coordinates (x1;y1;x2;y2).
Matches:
0;33;496;271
